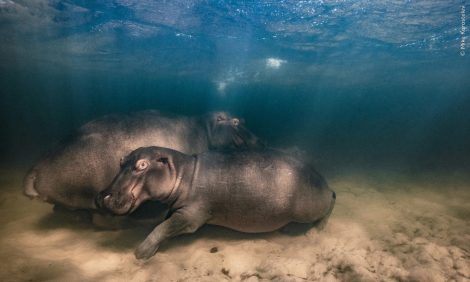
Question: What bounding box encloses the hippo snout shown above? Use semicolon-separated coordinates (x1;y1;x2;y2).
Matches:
23;170;39;199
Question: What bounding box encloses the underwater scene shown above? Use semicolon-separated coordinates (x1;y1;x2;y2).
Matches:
1;1;469;281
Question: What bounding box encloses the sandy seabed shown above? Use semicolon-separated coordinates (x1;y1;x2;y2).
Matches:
0;167;469;282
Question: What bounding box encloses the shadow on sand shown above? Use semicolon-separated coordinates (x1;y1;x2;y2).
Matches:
33;202;322;256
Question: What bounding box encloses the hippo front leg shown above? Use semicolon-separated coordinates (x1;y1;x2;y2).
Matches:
135;208;208;260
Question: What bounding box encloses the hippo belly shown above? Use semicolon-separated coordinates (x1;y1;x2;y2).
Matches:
208;212;291;233
191;150;334;233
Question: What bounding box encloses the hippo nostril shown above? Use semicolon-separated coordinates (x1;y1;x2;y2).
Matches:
332;191;336;199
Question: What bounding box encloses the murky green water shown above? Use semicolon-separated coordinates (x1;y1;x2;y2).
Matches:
1;1;469;281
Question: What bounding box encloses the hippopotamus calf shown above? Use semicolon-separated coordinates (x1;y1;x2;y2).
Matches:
97;147;336;259
23;110;263;213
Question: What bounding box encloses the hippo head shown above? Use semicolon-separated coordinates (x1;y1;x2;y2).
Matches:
205;112;264;149
96;147;183;215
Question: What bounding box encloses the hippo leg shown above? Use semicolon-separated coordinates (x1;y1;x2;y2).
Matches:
134;208;208;260
281;200;335;235
282;191;336;235
280;222;316;236
313;196;336;231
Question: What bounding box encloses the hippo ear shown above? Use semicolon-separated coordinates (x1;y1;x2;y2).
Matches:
231;118;240;127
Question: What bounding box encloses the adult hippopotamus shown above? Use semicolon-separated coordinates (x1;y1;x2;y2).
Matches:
23;110;263;215
96;146;336;259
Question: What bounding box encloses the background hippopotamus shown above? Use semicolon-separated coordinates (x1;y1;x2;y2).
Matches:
97;146;336;259
23;110;263;217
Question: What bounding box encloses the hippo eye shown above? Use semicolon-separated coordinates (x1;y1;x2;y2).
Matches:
216;115;225;122
135;160;149;171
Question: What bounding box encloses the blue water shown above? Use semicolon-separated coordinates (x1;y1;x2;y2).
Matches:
1;0;469;171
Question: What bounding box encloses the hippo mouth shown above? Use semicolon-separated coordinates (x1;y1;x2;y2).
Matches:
127;193;137;215
101;182;140;215
233;126;263;148
127;182;142;214
232;133;247;147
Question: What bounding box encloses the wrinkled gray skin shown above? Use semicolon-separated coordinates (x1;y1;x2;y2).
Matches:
97;146;336;260
23;111;263;217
